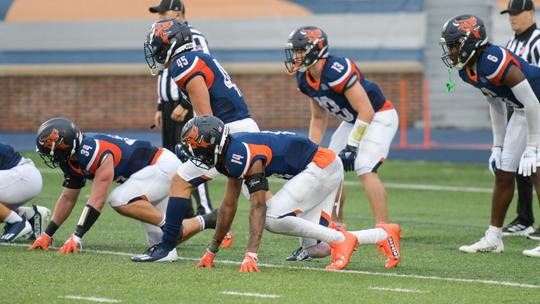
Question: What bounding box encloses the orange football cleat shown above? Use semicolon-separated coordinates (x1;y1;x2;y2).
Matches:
376;224;401;268
326;228;357;271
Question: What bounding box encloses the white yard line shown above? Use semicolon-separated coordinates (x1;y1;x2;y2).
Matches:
368;286;427;293
59;295;121;303
5;243;539;289
39;168;492;193
221;291;281;298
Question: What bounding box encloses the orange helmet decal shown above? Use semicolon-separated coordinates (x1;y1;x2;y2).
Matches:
154;21;174;44
303;29;323;43
182;126;210;149
454;16;481;39
38;128;69;150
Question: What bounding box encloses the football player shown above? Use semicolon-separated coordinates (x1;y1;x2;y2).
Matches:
133;19;265;261
29;117;222;253
440;15;540;256
134;115;402;271
283;26;401;259
0;142;49;243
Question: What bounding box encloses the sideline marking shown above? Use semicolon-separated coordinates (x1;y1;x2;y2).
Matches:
6;243;539;289
59;295;121;303
368;286;426;293
221;291;281;298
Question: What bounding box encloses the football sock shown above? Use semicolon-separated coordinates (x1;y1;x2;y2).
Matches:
305;241;331;258
487;225;502;241
5;211;23;224
350;228;387;244
196;215;205;231
162;197;189;250
266;216;345;243
201;208;218;230
158;216;165;228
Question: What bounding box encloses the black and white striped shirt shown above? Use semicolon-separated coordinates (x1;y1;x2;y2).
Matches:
506;23;540;66
156;24;210;107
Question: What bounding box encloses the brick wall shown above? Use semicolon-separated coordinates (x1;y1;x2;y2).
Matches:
0;71;422;132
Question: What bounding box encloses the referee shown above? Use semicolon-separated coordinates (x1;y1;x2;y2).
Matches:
149;0;213;216
500;0;540;239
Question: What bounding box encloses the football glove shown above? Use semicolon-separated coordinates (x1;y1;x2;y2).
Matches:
338;145;357;172
57;234;82;255
488;146;502;176
28;233;52;251
195;248;216;269
519;146;537;177
221;230;234;249
240;252;260;272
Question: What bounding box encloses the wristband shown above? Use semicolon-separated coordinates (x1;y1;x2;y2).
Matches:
347;119;369;147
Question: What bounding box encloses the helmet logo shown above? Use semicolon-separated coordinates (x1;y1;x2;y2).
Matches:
154;21;174;44
182;126;210;149
453;16;481;39
38;128;69;150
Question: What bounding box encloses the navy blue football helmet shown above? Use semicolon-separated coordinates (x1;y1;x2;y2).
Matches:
36;117;82;168
144;18;193;75
440;15;488;70
285;26;329;73
180;115;229;169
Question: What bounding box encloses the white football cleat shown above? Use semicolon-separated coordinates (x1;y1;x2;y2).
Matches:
459;236;504;253
522;245;540;258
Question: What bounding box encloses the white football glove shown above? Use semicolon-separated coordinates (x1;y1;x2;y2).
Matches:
488;146;502;176
518;146;537;177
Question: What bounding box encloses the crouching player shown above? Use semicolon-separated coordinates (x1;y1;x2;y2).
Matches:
134;115;401;271
29;117;222;253
0;142;50;242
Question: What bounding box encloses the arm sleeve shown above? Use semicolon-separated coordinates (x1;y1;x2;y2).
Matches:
511;79;540;147
486;96;507;147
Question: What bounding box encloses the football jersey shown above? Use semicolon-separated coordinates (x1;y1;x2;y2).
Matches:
168;51;250;124
0;142;21;170
459;44;540;108
215;131;319;180
60;133;160;189
296;55;387;123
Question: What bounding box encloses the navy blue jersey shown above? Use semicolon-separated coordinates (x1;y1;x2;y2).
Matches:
169;51;250;123
459;45;540;108
0;142;21;170
296;55;390;123
60;133;160;189
216;131;328;179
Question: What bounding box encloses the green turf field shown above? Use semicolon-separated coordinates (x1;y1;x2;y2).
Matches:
1;154;540;303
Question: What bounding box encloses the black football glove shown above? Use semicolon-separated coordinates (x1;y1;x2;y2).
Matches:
338;145;357;172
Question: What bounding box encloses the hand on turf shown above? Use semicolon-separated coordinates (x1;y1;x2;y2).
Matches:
28;233;52;251
240;252;260;272
338;145;357;172
519;146;537;177
488;146;502;175
195;249;216;269
57;234;82;255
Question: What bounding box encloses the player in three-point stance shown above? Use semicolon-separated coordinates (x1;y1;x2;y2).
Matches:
30;117;221;254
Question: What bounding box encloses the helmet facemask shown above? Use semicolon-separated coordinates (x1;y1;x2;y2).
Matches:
284;27;328;74
180;116;229;170
36;119;82;169
144;19;194;76
440;15;488;70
